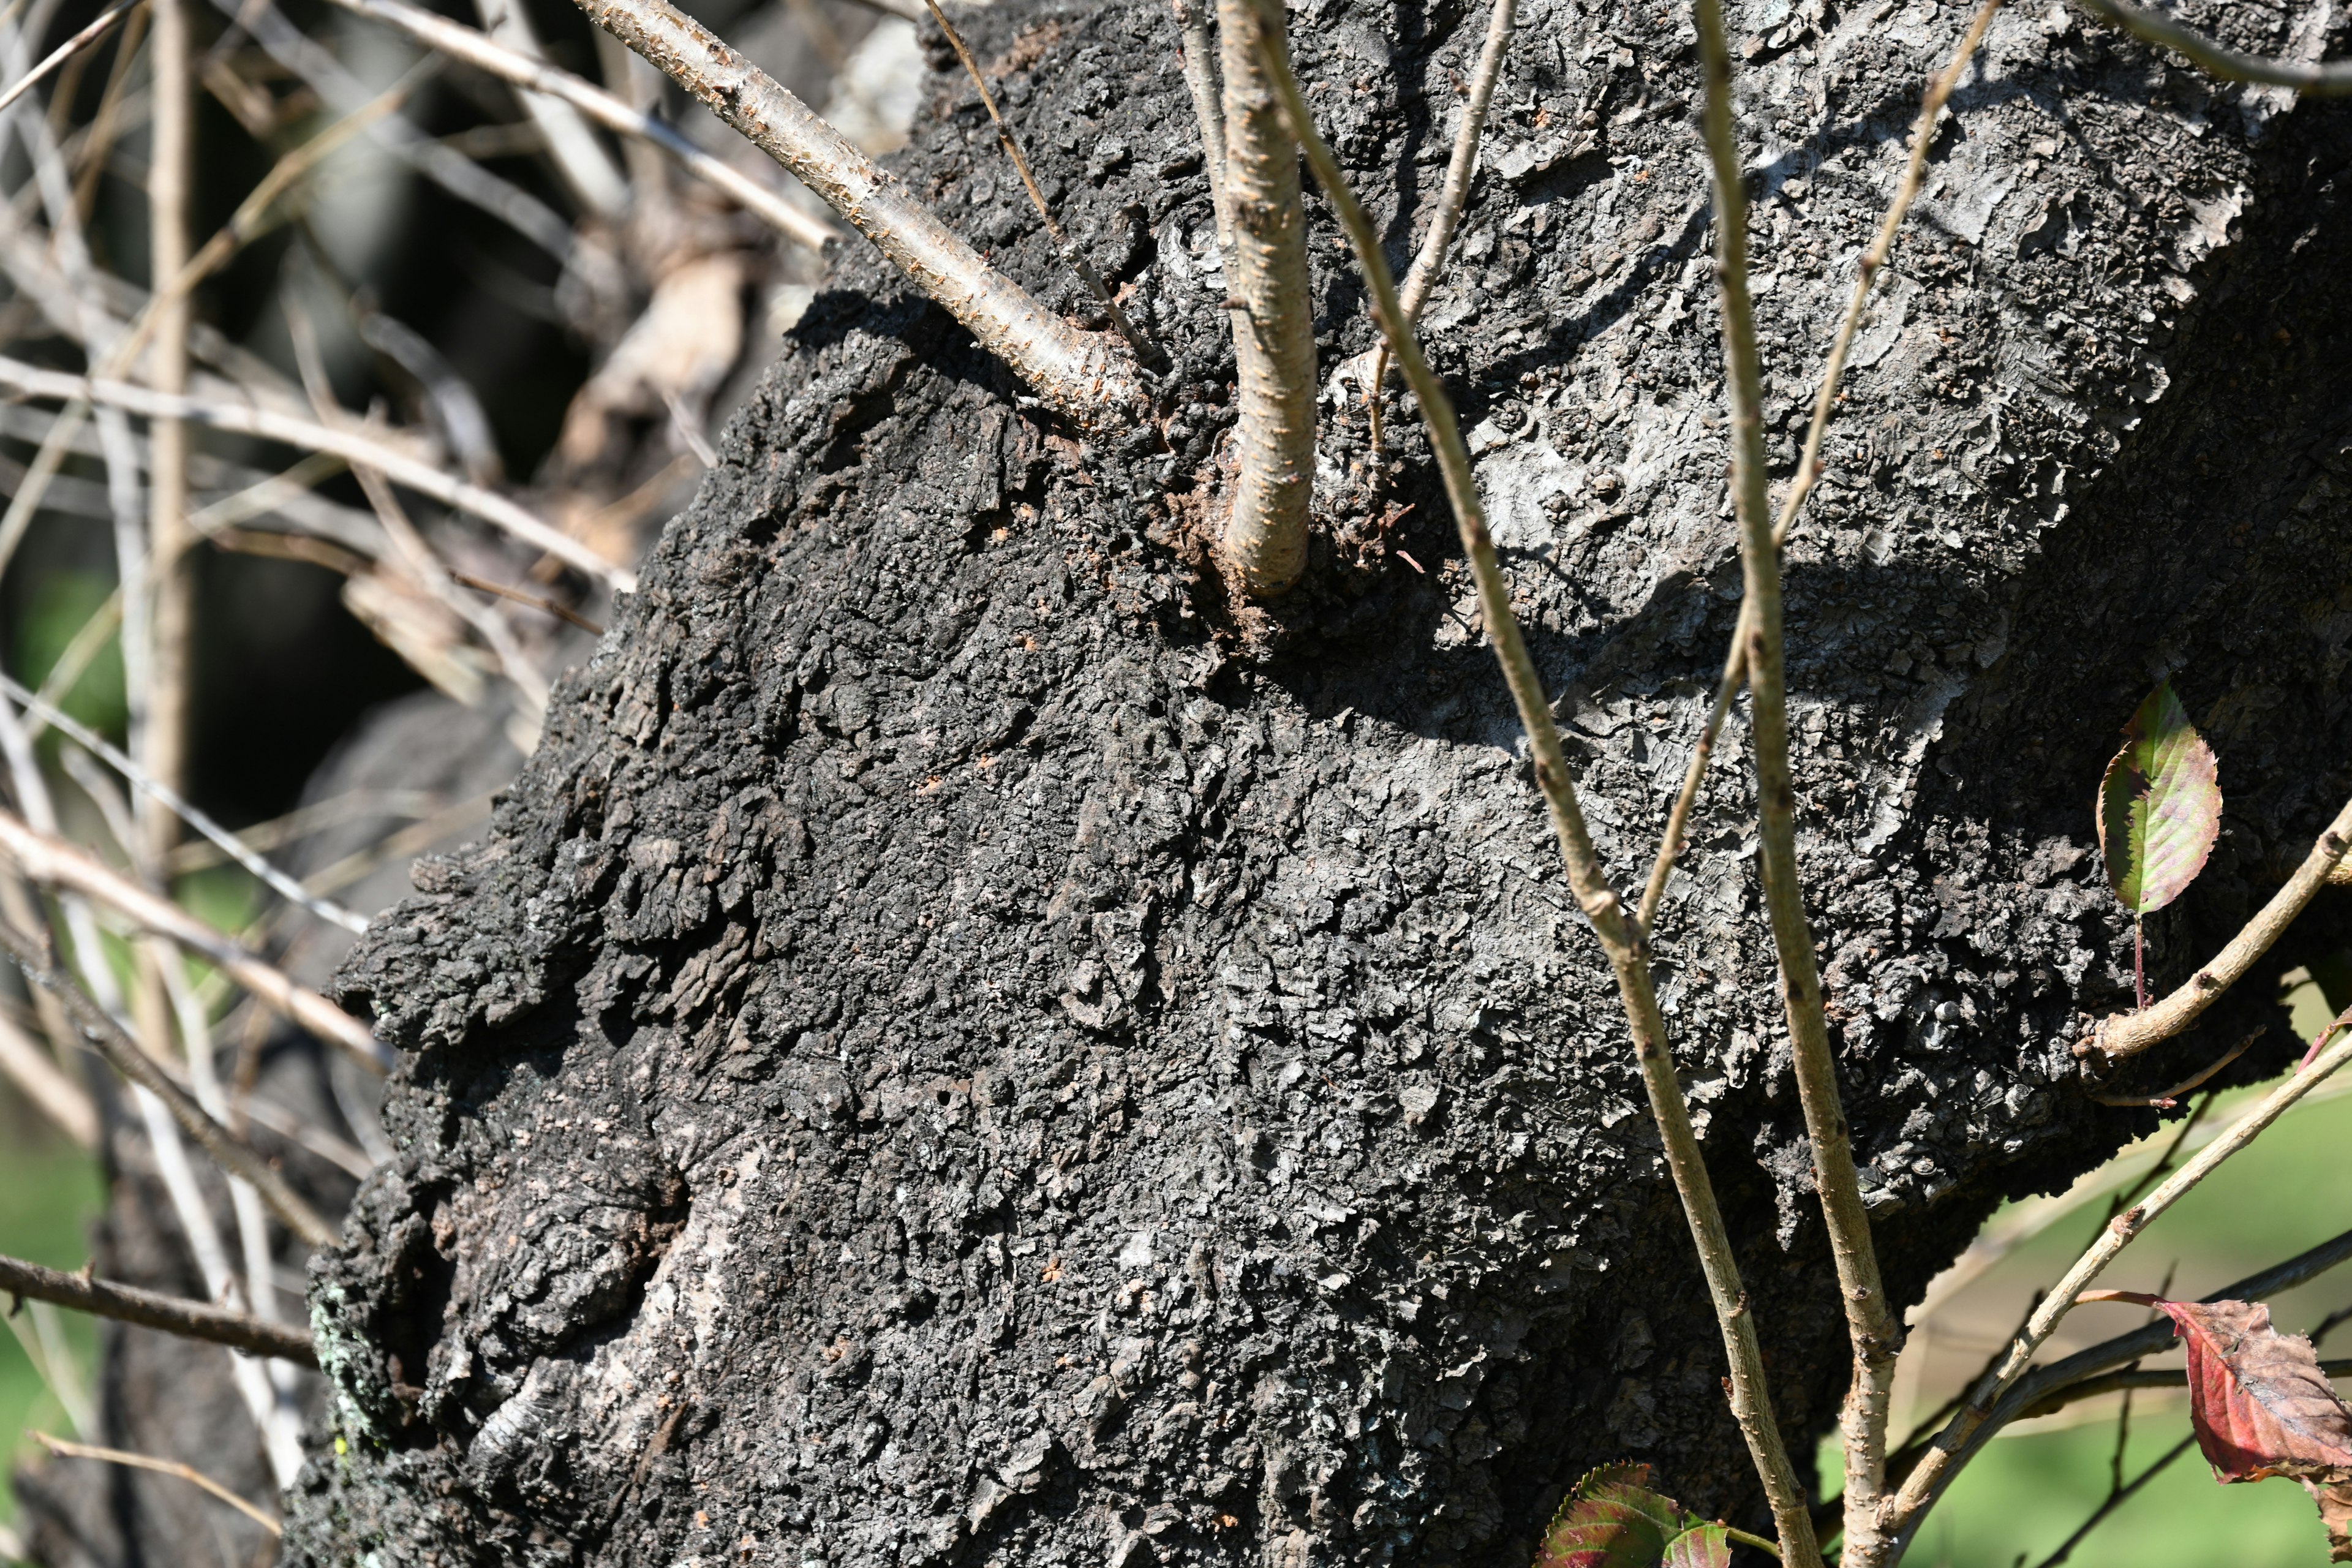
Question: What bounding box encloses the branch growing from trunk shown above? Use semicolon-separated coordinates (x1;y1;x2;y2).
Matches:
0;1251;318;1366
0;907;339;1249
1215;0;1317;596
1690;3;1899;1558
2087;793;2352;1060
1169;0;1231;251
2069;0;2352;92
571;0;1150;433
1638;0;2000;936
1254;18;1825;1565
29;1434;282;1536
1882;1023;2352;1557
0;802;385;1070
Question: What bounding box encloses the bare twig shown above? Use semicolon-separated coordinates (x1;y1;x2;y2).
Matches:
1690;2;1899;1556
1252;17;1824;1565
2;671;372;933
30;1433;281;1535
469;0;628;216
324;0;837;251
0;1251;317;1366
0;1004;99;1145
0;1;134;115
146;0;195;914
0;353;637;591
0;908;338;1248
0;802;386;1070
451;571;605;633
2008;1359;2352;1423
1637;0;2000;937
1169;0;1230;249
2089;793;2352;1059
919;0;1157;366
2027;1431;2197;1568
2090;1027;2260;1107
1215;0;1317;596
1882;1027;2352;1552
572;0;1148;432
2069;0;2352;93
2304;1001;2352;1072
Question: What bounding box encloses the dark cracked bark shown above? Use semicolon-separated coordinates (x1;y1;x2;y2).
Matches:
271;0;2352;1563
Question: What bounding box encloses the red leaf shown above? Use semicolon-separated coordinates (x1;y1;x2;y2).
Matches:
2082;1292;2352;1559
1533;1463;1736;1568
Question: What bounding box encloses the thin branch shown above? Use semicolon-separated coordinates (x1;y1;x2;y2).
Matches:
2008;1359;2352;1423
0;0;134;115
1251;17;1825;1566
146;0;194;887
2;671;372;934
2069;0;2352;94
469;0;628;216
2090;1027;2258;1108
0;801;387;1071
0;353;637;591
2027;1431;2198;1568
1882;1028;2352;1552
2304;1000;2352;1072
0;1003;99;1145
1636;0;2000;936
30;1433;281;1535
1169;0;1230;251
2089;793;2352;1059
0;908;337;1248
571;0;1149;433
451;570;605;633
1690;1;1898;1557
0;1251;317;1365
325;0;835;251
919;0;1158;367
1215;0;1317;596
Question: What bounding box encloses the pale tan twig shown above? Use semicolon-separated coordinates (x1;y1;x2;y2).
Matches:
919;0;1158;367
2;671;373;934
469;0;628;216
0;907;339;1248
30;1433;281;1535
146;0;195;992
0;1252;317;1365
0;0;134;115
573;0;1148;432
2089;793;2352;1060
451;570;605;633
1691;3;1899;1557
326;0;835;251
1251;17;1824;1564
2069;0;2352;93
0;802;386;1071
1882;1025;2352;1553
23;585;122;741
1169;0;1230;250
0;1003;99;1145
2089;1025;2259;1107
1216;0;1317;596
1635;0;2000;937
0;353;637;590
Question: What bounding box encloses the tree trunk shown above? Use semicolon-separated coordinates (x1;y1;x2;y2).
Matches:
270;0;2352;1562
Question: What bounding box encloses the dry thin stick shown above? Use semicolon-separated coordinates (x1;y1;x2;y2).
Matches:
572;0;1147;433
0;1005;99;1145
0;0;134;115
468;0;628;216
1169;0;1230;249
1215;0;1317;597
451;570;605;633
2089;793;2352;1059
919;0;1157;368
1690;1;1898;1556
323;0;835;251
1251;18;1825;1565
0;1251;317;1365
2069;0;2352;92
1635;0;2000;935
0;803;386;1070
2009;1359;2352;1423
2;671;372;934
1882;1025;2352;1551
0;353;636;591
2024;1431;2196;1568
0;910;339;1248
146;0;195;907
2090;1026;2259;1108
30;1433;281;1535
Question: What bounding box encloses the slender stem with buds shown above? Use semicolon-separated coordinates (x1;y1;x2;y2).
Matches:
1253;14;1823;1563
1215;0;1318;596
572;0;1148;433
1690;1;1899;1556
0;1250;318;1366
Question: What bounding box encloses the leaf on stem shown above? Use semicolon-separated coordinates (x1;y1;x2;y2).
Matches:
2078;1291;2352;1559
2096;681;2222;919
1534;1462;1733;1568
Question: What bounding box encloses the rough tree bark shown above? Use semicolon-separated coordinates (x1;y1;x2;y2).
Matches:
54;0;2352;1562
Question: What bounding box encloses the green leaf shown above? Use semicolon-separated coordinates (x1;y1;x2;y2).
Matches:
2097;680;2222;919
1534;1463;1736;1568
